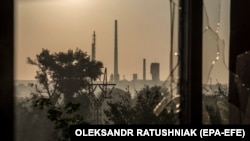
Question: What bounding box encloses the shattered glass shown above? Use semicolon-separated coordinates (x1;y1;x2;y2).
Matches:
202;0;230;124
153;0;180;124
155;0;249;125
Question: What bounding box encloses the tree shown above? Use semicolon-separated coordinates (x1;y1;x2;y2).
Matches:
27;48;104;140
203;82;228;124
104;88;135;124
104;86;178;124
27;48;103;104
133;86;177;124
15;97;55;141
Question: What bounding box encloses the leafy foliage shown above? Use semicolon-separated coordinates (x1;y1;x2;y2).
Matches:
133;86;177;124
15;98;56;141
25;48;103;140
203;83;229;124
104;86;178;124
104;88;135;124
27;48;103;103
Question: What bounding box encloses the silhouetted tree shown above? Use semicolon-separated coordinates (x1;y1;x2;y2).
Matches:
133;86;177;124
104;86;177;124
27;48;103;104
203;82;228;124
104;88;135;124
26;48;103;140
15;97;55;141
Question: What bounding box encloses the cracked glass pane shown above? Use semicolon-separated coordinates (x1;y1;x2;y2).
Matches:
154;0;180;124
202;0;230;124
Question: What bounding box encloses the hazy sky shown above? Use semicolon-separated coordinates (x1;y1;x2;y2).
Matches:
15;0;230;83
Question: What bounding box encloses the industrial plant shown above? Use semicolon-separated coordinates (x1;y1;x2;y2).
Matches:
91;20;165;94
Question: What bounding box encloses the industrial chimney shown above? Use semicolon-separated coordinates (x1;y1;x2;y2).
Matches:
91;31;96;61
143;58;146;81
114;20;119;82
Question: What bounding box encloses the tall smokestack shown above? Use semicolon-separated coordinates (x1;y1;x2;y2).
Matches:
114;20;119;82
91;31;96;61
143;58;146;81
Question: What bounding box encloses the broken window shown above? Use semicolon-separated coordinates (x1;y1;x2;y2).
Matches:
202;0;230;124
153;0;180;124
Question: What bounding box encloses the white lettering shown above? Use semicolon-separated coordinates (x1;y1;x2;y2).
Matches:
75;129;82;136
